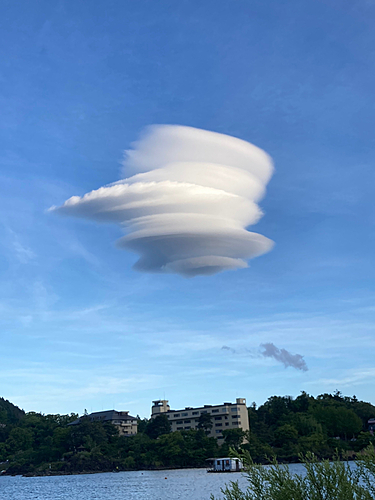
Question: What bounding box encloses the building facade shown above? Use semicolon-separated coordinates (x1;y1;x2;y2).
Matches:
70;410;138;436
368;417;375;435
151;398;249;443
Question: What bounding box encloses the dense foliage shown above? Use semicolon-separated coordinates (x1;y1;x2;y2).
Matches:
0;391;374;476
247;391;375;463
0;411;220;475
211;448;375;500
0;398;25;425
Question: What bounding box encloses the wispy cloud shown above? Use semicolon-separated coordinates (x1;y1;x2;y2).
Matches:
221;345;257;357
1;365;165;415
309;367;375;388
149;334;225;357
51;125;274;277
12;240;36;263
4;227;36;264
70;243;101;267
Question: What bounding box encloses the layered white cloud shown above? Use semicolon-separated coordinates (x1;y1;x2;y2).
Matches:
51;125;274;276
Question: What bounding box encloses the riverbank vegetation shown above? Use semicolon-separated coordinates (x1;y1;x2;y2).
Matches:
0;391;374;476
211;448;375;500
248;391;375;463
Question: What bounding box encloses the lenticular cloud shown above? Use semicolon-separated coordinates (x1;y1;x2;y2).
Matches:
51;125;275;276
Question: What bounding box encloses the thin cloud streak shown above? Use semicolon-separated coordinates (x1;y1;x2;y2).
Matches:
221;343;307;372
51;125;274;277
309;367;375;388
4;226;36;264
1;365;165;414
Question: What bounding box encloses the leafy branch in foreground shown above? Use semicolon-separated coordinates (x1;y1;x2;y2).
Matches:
211;447;375;500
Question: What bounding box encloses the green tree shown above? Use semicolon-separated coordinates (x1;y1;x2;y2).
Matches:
222;428;245;450
136;416;149;433
145;415;171;439
291;391;310;413
6;427;33;453
314;406;362;438
274;424;298;447
197;413;213;435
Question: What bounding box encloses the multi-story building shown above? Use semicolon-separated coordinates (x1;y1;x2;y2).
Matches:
150;398;249;443
368;417;375;435
69;410;137;436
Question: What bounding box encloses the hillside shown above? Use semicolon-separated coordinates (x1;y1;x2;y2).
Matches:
0;391;374;476
0;397;24;425
248;391;375;462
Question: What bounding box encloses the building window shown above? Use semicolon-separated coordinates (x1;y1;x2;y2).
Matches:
192;411;199;415
214;416;222;420
182;412;188;417
212;409;219;413
176;420;183;424
232;415;239;419
184;420;191;423
184;426;190;430
215;423;222;427
225;423;229;426
216;430;222;434
177;427;183;430
174;414;180;417
231;408;238;412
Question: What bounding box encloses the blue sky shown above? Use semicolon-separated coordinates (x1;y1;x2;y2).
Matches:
1;0;375;418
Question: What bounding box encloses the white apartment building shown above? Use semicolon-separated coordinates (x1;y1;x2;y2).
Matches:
151;398;249;442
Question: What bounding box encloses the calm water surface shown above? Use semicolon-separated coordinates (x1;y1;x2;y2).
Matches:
0;464;307;500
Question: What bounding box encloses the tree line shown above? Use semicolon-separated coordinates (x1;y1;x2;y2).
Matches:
0;391;374;476
248;391;375;463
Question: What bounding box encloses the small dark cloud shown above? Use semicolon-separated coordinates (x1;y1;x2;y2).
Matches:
260;343;308;371
221;345;237;354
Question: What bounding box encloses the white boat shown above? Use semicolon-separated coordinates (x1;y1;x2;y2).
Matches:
206;457;243;473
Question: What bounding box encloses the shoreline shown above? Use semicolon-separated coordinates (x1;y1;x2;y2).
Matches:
2;458;358;478
2;465;209;478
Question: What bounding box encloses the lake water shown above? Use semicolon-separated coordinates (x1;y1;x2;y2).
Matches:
0;464;308;500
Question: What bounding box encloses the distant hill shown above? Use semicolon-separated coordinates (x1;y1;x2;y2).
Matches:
0;397;25;424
